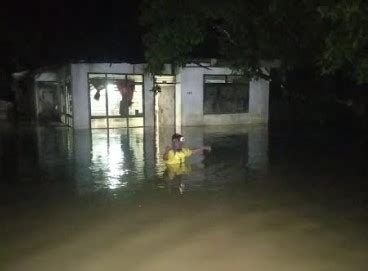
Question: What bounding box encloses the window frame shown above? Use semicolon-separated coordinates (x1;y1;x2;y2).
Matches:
87;72;145;129
203;74;250;115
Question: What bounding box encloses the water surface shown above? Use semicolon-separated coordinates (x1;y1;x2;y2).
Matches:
1;123;367;271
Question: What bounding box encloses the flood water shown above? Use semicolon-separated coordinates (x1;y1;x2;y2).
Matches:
1;123;367;271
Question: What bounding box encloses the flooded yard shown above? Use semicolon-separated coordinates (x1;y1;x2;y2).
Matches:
1;123;367;271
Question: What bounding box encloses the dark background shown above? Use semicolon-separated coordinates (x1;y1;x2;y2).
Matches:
1;1;143;82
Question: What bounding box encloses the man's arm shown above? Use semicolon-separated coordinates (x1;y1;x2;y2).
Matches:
191;146;211;155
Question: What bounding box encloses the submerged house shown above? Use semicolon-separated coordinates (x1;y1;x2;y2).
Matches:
13;60;270;129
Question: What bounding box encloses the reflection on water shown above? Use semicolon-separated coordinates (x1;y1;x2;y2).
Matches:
89;129;145;190
73;128;147;192
1;123;368;271
11;125;266;194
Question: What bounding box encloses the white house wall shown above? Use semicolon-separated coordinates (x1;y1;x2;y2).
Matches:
70;63;156;129
179;66;269;126
204;113;264;125
249;79;269;122
71;64;89;129
70;63;269;129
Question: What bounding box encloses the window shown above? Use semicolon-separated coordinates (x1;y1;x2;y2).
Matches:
203;75;249;114
88;73;144;128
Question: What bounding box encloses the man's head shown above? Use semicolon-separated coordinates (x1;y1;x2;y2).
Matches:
171;133;185;151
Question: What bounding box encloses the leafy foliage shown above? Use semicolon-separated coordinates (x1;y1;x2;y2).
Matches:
320;0;368;83
141;0;368;83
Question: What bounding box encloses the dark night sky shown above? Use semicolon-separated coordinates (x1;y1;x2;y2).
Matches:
1;0;144;70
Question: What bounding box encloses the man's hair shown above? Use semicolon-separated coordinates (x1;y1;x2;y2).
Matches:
172;133;183;141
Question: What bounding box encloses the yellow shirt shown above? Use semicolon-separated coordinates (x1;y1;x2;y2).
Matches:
165;148;193;165
166;163;192;180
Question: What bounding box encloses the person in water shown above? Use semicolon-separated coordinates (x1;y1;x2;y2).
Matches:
163;133;211;164
163;133;211;194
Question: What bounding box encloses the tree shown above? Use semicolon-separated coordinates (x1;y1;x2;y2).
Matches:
141;0;368;84
320;0;368;84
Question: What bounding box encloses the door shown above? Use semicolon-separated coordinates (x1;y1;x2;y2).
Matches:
36;82;61;123
154;76;176;158
156;84;175;126
154;75;176;127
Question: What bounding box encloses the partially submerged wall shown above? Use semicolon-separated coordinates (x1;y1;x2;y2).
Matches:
70;63;158;129
70;62;269;129
179;65;269;126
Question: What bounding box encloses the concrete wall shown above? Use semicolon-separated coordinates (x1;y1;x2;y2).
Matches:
71;64;89;129
35;72;58;82
70;63;155;129
204;113;266;125
0;100;13;120
12;74;36;121
179;124;268;176
70;62;269;129
179;65;269;126
249;79;269;122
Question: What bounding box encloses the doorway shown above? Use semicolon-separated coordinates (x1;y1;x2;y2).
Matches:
154;75;176;127
36;82;61;123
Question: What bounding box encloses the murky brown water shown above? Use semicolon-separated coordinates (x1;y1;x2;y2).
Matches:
1;123;367;271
